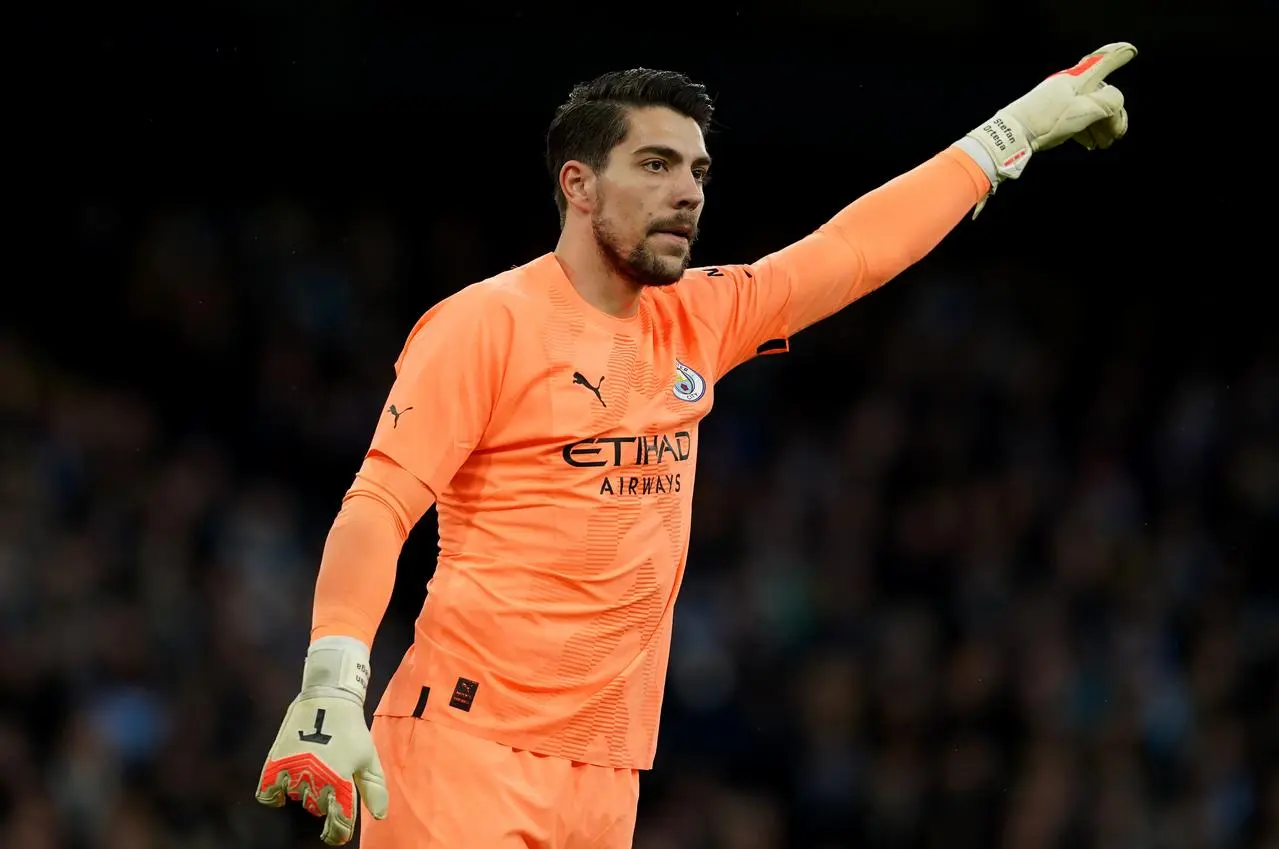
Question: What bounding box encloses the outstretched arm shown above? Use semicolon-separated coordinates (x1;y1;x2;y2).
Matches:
764;147;990;340
685;147;989;377
685;42;1134;379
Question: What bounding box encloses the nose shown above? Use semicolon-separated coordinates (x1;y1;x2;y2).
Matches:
673;169;703;211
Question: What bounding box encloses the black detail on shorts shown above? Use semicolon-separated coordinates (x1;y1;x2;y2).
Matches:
412;686;430;718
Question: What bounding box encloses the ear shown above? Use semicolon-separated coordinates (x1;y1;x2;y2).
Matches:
559;160;596;216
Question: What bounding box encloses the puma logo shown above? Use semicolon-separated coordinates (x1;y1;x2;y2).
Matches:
388;404;413;427
572;372;606;408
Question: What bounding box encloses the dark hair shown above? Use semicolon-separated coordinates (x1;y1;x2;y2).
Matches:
545;68;714;224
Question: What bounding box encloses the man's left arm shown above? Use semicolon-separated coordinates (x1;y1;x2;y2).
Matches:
764;146;991;340
688;42;1134;379
687;147;990;377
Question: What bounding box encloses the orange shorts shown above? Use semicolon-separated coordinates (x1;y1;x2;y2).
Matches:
360;715;640;848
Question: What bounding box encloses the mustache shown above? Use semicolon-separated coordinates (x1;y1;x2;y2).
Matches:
648;218;699;240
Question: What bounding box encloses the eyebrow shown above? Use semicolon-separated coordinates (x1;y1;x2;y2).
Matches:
632;144;712;169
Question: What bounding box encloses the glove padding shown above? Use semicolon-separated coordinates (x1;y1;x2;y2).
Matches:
961;42;1136;216
256;637;389;846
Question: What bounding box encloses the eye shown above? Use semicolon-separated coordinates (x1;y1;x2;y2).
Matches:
693;168;711;185
643;160;667;173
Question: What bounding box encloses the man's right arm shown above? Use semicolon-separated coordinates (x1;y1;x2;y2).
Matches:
256;283;515;844
310;453;435;649
307;283;516;651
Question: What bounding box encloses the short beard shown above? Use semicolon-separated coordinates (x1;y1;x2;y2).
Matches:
591;209;691;288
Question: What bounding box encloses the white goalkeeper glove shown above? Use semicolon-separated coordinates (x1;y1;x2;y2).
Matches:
955;42;1136;217
256;636;389;846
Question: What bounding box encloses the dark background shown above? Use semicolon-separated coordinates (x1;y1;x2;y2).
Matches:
4;4;1276;848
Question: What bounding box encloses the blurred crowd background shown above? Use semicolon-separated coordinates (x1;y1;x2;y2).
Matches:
7;5;1276;849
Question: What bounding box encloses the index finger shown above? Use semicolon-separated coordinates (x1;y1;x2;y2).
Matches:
1054;42;1137;92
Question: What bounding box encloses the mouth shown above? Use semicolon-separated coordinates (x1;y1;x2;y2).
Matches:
651;224;693;243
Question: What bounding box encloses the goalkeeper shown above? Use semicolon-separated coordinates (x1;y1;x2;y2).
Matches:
255;43;1135;848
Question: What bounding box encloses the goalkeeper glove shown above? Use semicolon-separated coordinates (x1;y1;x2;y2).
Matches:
955;42;1136;217
256;636;389;846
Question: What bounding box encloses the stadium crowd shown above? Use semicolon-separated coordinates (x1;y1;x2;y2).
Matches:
2;194;1276;849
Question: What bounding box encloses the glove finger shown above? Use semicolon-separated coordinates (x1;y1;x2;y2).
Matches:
1073;42;1137;93
1102;107;1129;142
1079;93;1130;150
255;764;290;808
1090;125;1118;150
1088;84;1126;117
355;746;390;820
320;787;358;847
1072;129;1097;151
297;776;327;817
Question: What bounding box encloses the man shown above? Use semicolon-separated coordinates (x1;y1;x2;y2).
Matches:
256;43;1135;847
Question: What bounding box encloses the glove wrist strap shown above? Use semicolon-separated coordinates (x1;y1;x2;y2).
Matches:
966;111;1033;181
301;635;372;703
958;110;1035;219
953;137;999;185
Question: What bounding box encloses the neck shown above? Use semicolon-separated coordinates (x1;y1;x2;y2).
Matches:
554;226;643;319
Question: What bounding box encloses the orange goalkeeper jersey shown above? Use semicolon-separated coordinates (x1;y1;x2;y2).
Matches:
356;148;988;770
